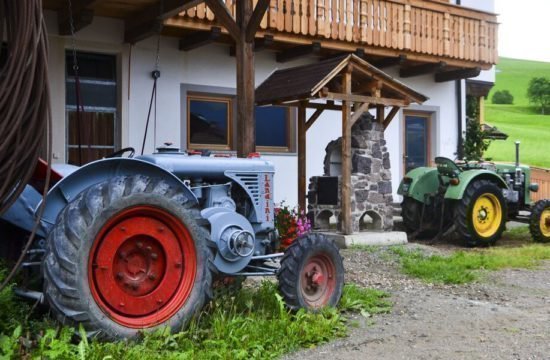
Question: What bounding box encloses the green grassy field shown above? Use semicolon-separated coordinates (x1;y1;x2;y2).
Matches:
484;57;550;168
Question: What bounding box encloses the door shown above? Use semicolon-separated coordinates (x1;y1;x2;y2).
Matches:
404;113;430;173
65;51;118;165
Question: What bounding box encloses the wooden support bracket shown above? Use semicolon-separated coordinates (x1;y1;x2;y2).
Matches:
350;102;370;125
276;42;321;63
305;108;324;131
399;61;447;78
383;106;400;130
179;27;221;51
435;67;481;83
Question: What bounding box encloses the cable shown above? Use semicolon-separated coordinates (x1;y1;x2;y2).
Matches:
0;0;52;291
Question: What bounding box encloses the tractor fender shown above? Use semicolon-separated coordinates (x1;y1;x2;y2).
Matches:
444;170;508;200
398;167;439;203
38;158;198;234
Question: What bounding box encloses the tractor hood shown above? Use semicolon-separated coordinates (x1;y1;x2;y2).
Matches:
136;153;275;181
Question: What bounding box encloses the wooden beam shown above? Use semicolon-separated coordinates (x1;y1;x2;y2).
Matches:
306;102;342;111
435;67;482;83
350;102;370;125
372;55;407;69
399;61;447;78
125;0;204;43
205;0;241;41
376;105;385;123
341;71;353;235
58;0;99;35
276;42;321;63
383;106;400;130
179;27;221;51
306;108;324;131
245;0;270;42
298;103;307;211
229;35;273;56
235;0;255;157
321;91;409;107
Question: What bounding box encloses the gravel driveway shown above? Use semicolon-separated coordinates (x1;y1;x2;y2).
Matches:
287;244;550;360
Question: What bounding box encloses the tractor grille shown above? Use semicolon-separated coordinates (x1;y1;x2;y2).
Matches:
233;173;261;206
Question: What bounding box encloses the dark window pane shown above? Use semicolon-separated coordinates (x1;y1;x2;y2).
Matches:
405;115;428;172
66;80;117;108
66;51;116;80
189;99;229;146
255;106;288;147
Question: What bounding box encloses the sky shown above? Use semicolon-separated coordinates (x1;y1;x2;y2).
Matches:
496;0;550;62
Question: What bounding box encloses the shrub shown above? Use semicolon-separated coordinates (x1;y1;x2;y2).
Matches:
491;90;514;104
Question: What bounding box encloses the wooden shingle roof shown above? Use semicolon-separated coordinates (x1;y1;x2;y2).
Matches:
256;54;428;106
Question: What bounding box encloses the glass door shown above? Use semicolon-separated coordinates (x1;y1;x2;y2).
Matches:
404;113;430;173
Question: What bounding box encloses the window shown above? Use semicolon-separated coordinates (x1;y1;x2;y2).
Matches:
255;106;291;151
65;51;117;165
187;95;232;150
184;88;295;153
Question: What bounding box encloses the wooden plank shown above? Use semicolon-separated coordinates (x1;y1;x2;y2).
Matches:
345;0;353;42
285;0;293;32
179;26;221;51
383;105;400;129
205;0;240;41
269;0;277;28
309;0;317;36
341;70;353;235
322;91;409;108
196;3;206;19
352;0;359;42
298;103;307;211
339;0;345;41
350;102;370;125
277;0;284;30
373;0;379;46
293;0;300;33
360;0;367;42
366;0;373;44
317;0;325;36
435;67;480;82
403;4;410;49
301;0;308;35
306;108;324;130
245;0;270;42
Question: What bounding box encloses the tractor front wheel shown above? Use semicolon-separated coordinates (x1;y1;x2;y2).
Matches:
43;175;214;340
277;233;344;311
454;180;506;247
529;199;550;243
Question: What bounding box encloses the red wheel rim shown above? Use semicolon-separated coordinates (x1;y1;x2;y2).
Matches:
88;206;196;328
300;254;336;308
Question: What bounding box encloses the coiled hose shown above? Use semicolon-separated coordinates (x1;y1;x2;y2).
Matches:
0;0;52;291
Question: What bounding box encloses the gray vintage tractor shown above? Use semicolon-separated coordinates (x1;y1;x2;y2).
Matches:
1;147;344;339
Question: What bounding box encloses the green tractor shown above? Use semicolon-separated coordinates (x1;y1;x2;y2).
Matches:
398;142;550;246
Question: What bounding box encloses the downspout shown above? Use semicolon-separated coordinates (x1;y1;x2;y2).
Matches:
455;0;464;160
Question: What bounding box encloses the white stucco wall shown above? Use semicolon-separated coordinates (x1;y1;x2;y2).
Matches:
44;5;490;207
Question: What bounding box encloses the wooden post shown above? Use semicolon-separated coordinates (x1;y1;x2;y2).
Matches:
236;0;256;158
341;70;353;235
298;102;307;211
403;4;411;50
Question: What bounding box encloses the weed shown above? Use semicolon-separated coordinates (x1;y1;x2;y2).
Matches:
0;278;390;359
389;245;550;284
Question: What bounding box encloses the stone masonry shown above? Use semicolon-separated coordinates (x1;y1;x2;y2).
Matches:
308;113;394;232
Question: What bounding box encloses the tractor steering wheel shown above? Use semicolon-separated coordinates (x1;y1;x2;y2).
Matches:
105;147;135;159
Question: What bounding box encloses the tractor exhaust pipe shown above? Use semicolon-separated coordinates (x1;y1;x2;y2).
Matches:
515;141;521;167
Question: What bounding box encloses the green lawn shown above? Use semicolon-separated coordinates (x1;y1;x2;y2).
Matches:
484;57;550;168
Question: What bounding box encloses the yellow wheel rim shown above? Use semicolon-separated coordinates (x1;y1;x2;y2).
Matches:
472;193;502;238
540;209;550;237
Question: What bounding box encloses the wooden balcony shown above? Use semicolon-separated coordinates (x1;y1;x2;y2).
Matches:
165;0;498;70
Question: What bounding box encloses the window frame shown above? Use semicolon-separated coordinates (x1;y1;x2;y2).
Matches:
402;110;432;174
255;105;293;153
187;93;233;151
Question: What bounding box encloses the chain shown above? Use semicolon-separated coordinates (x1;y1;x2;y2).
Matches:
67;0;79;74
154;0;164;72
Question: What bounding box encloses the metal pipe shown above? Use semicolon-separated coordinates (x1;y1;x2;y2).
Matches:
234;272;278;276
515;141;521;167
13;288;44;303
251;252;284;260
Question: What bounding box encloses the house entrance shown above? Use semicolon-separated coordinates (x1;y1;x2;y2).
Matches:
404;112;431;173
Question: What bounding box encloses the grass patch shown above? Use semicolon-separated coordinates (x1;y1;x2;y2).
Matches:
503;226;532;242
389;245;550;285
0;273;390;359
484;57;550;168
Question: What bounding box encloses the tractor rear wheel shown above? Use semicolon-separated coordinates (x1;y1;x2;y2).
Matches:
401;197;421;233
43;175;214;340
529;199;550;243
454;180;506;247
277;233;344;311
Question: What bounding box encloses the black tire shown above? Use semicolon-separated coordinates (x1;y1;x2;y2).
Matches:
401;197;421;233
277;233;344;311
42;175;214;340
454;180;506;247
529;199;550;243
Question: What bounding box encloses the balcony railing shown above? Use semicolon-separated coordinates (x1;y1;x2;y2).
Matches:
173;0;498;66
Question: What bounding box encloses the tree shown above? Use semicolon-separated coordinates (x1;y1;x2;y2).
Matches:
463;117;491;162
527;77;550;115
491;90;514;104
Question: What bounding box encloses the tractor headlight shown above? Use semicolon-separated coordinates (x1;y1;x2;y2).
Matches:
529;183;539;193
401;177;412;193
